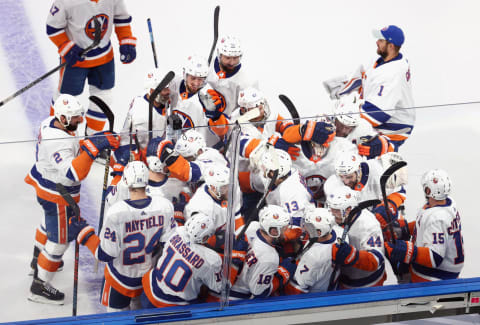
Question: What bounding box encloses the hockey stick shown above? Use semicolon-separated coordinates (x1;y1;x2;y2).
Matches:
147;18;158;68
148;71;175;141
88;96;114;231
0;17;101;108
236;144;279;240
278;94;300;125
55;183;81;316
379;160;408;244
207;6;220;66
327;199;381;290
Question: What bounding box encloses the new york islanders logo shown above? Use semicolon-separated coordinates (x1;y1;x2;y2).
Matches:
85;14;109;41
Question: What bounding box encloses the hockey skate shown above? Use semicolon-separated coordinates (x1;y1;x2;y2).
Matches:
28;277;64;305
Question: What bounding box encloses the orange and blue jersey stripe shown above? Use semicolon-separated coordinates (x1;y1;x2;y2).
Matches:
104;263;143;298
25;165;81;204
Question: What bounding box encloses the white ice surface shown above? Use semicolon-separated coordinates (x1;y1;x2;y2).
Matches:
1;0;480;322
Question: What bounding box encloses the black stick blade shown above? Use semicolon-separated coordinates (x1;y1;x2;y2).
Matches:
279;94;300;125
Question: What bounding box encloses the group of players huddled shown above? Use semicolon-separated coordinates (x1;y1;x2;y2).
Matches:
24;0;464;313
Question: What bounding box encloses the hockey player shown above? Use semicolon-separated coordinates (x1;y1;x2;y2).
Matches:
207;35;259;116
327;186;386;289
384;169;465;282
142;212;248;307
25;94;120;304
73;161;176;311
184;164;243;234
168;55;229;146
119;68;171;150
324;151;407;236
230;205;297;299
286;208;342;294
240;147;315;228
324;25;414;148
332;93;395;159
47;0;136;134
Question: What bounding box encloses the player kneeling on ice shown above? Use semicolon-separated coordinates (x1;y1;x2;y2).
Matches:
141;213;248;307
384;169;464;283
26;94;120;305
327;186;386;289
230;205;297;299
72;161;176;312
286;208;343;294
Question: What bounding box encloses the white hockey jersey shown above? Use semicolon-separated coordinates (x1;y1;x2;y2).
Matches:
324;159;406;204
251;169;315;226
142;226;223;306
411;198;464;281
46;0;132;67
339;209;386;289
184;184;243;234
230;222;279;299
169;76;221;147
120;94;167;148
207;57;259;116
288;226;343;294
25;116;82;204
360;54;414;142
294;137;356;204
99;196;176;297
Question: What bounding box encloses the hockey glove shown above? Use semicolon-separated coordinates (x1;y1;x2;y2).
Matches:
232;237;249;268
69;217;95;245
332;242;359;267
283;226;303;242
200;89;227;120
300;120;336;146
147;137;178;166
383;218;411;242
357;135;394;159
111;144;133;176
60;41;85;66
167;114;183;131
172;192;189;226
275;257;297;288
206;228;226;252
385;240;417;265
373;200;399;231
269;136;301;161
81;131;120;160
119;37;137;64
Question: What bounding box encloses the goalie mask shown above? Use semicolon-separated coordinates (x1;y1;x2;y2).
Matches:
259;205;291;239
174;129;206;161
303;207;334;239
204;164;230;201
123;161;149;188
54;94;84;129
421;169;451;200
238;87;270;122
185;212;215;244
326;186;358;224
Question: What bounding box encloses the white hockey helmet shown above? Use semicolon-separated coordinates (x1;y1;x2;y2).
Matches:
303;207;334;238
334;151;361;176
54;94;84;127
183;54;209;79
185;212;215;244
334;93;361;127
421;169;452;200
261;148;292;180
203;164;230;200
144;68;168;91
238;87;270;121
123;161;149;188
174;129;206;160
326;186;358;223
217;35;243;58
259;205;291;239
